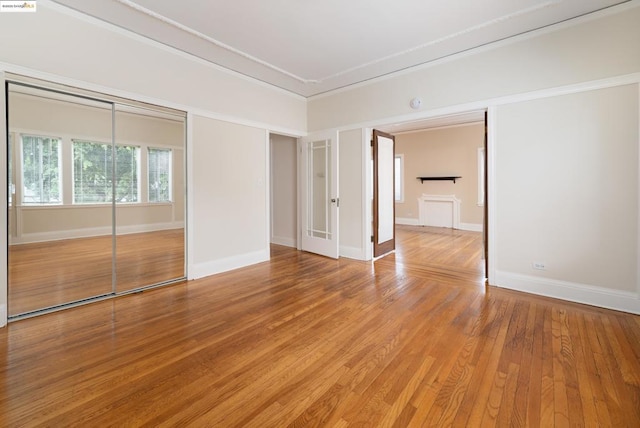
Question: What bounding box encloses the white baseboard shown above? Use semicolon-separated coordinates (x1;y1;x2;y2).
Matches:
494;270;640;315
189;248;270;280
395;218;482;232
395;217;420;226
10;222;185;245
271;235;296;248
340;245;367;260
459;223;483;232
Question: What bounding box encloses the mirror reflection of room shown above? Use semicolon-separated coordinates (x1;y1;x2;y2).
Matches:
7;82;186;317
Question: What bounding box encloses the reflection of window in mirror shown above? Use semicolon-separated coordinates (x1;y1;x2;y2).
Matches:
21;134;62;205
73;140;140;204
478;147;485;206
148;148;172;202
394;154;404;203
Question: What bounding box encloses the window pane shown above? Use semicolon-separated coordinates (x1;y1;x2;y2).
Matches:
115;145;139;203
394;155;402;202
73;140;139;203
21;135;61;204
148;148;172;202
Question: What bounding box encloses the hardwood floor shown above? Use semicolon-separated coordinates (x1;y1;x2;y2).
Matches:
8;229;185;316
1;225;639;426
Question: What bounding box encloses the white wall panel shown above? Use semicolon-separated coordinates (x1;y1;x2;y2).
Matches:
494;84;639;312
190;116;268;278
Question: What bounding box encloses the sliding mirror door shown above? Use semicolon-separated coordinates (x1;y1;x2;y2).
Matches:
114;106;186;293
6;79;187;318
7;83;115;316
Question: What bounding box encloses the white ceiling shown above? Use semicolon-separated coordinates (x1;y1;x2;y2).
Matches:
50;0;628;98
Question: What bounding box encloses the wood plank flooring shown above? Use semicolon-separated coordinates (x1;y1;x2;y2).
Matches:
8;229;185;316
1;225;639;426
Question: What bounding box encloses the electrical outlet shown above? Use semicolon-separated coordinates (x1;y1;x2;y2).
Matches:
532;262;546;270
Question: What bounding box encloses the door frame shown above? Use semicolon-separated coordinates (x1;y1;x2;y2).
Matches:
363;110;492;282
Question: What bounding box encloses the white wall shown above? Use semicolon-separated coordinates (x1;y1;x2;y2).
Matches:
190;116;269;279
270;134;297;247
339;129;366;259
494;84;639;311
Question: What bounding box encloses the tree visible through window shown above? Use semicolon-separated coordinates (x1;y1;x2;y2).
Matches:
148;148;172;202
73;140;139;203
21;135;61;204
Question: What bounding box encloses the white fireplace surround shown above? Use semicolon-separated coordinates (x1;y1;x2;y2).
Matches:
418;194;461;229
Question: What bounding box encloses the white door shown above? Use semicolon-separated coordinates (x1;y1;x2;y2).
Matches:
299;130;339;258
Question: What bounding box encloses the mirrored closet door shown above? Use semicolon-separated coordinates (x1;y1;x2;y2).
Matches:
6;79;186;318
114;105;186;293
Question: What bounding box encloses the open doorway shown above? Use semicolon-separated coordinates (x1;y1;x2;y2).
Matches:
269;133;297;249
377;110;488;279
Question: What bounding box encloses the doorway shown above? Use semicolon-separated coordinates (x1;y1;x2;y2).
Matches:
269;133;297;249
377;110;488;277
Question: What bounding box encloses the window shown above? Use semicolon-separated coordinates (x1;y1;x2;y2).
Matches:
394;154;404;202
148;148;172;202
21;135;62;204
73;140;140;203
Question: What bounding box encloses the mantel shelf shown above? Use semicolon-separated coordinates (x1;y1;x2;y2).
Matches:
417;176;461;184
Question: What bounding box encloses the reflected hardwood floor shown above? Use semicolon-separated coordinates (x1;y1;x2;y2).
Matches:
8;229;185;316
1;225;639;426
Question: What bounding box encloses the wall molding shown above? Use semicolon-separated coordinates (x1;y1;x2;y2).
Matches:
309;1;640;102
10;222;184;245
43;0;307;101
0;63;306;138
189;248;270;280
323;72;640;134
494;270;640;315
